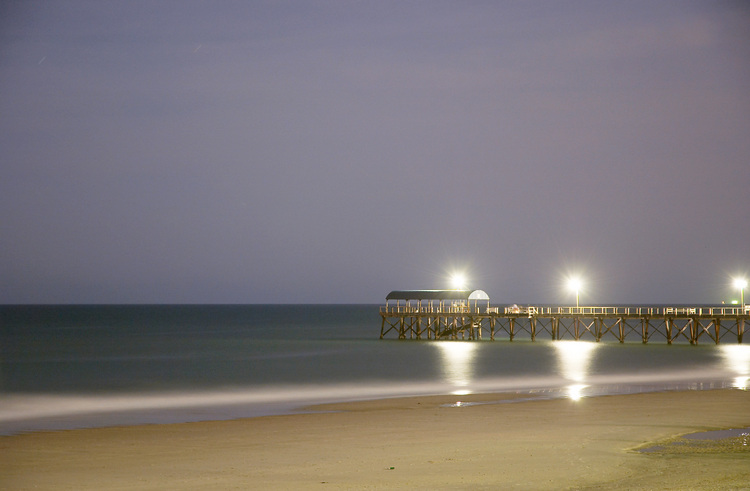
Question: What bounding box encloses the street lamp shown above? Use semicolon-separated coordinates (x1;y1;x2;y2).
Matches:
450;273;467;290
734;278;747;311
568;277;582;309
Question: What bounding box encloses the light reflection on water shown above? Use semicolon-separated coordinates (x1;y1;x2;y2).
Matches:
434;341;478;394
553;341;599;400
432;340;604;400
718;345;750;390
430;340;749;402
565;384;588;401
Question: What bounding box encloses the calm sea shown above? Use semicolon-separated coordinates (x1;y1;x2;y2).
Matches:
1;304;748;435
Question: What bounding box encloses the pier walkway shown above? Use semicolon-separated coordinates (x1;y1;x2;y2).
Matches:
380;300;749;344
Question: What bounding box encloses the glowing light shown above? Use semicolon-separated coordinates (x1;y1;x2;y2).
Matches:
435;342;478;392
567;277;582;291
734;278;747;309
553;341;598;383
567;277;582;308
450;273;467;290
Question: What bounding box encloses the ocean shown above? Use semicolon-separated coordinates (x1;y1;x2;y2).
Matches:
1;304;748;435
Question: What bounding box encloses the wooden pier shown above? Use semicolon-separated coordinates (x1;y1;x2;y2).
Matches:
379;290;748;344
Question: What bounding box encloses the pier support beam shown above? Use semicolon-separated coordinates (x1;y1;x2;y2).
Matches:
739;317;745;344
689;317;698;345
666;317;673;345
595;317;603;342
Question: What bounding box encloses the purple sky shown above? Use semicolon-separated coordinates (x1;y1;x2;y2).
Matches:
2;1;749;304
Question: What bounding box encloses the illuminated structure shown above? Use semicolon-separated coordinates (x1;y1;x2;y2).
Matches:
380;293;748;344
380;290;491;340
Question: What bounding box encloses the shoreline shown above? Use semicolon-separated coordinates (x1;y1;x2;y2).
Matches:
2;388;749;489
1;370;742;436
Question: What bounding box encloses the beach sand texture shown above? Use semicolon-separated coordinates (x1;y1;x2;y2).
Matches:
2;389;749;490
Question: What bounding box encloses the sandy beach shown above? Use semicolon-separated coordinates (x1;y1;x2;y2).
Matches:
2;389;749;490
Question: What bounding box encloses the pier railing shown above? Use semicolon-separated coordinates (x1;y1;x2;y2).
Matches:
380;305;749;316
380;305;476;314
506;306;750;317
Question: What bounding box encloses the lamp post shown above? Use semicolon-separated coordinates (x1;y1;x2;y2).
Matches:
734;278;747;312
567;277;583;340
568;277;582;309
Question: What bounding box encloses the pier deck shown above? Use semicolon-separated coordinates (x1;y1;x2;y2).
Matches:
379;305;749;344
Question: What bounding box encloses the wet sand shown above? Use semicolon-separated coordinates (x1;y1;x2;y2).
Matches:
1;389;749;490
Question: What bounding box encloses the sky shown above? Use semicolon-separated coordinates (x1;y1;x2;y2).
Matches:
1;1;749;305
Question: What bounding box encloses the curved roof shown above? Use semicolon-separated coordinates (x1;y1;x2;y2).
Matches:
386;290;490;301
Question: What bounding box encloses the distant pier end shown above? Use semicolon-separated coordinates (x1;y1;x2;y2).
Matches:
380;289;492;341
379;290;748;344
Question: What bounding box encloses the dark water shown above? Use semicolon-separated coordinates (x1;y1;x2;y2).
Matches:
1;304;748;434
